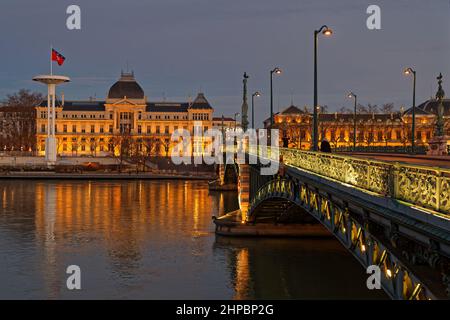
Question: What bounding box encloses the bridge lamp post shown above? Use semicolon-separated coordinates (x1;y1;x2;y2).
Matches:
404;67;417;154
270;67;282;126
347;92;357;151
313;25;333;151
251;91;261;129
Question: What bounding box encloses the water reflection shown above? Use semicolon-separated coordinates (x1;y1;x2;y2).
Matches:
0;180;385;299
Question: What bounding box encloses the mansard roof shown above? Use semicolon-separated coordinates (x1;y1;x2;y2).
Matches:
38;100;106;111
417;98;450;116
402;106;434;116
146;102;190;113
280;105;305;114
318;113;403;122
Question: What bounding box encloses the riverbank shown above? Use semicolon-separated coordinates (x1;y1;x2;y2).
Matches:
0;171;214;180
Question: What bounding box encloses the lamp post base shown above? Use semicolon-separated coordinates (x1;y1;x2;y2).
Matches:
427;136;449;156
45;137;57;164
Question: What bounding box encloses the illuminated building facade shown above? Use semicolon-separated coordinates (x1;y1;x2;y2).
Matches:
35;72;214;156
264;103;450;150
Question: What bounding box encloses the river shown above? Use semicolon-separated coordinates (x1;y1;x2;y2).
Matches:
0;180;385;299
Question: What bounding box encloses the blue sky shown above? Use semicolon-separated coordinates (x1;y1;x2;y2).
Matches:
0;0;449;126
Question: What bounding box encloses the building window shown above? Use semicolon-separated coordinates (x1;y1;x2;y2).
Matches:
156;126;160;134
72;125;77;133
81;126;86;133
109;125;113;133
377;131;383;141
41;124;46;133
63;144;67;151
386;131;392;140
147;126;151;134
165;126;169;134
100;126;104;133
91;125;95;133
138;125;142;134
63;125;67;133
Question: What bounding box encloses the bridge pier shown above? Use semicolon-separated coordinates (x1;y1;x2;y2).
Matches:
237;164;250;221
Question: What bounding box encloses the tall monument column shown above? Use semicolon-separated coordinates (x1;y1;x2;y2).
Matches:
427;73;448;156
33;75;70;164
241;72;249;132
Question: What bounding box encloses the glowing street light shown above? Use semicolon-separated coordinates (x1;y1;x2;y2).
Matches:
251;91;261;129
270;67;282;126
404;67;417;154
313;25;333;151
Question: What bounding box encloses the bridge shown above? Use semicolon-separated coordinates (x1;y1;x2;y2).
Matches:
213;147;450;300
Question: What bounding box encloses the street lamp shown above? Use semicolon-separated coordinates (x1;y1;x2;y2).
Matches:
404;67;417;154
270;67;282;126
251;91;261;129
347;92;357;150
313;25;333;151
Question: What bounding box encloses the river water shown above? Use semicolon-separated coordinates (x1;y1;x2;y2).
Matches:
0;180;385;299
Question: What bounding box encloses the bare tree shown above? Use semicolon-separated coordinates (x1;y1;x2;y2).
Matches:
380;103;395;114
319;105;329;113
357;104;368;114
367;104;379;114
338;106;352;114
0;89;43;153
3;89;43;108
111;130;133;171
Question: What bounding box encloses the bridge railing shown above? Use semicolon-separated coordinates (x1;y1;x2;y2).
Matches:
249;146;450;217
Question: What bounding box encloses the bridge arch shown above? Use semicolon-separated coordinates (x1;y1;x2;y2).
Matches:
246;177;436;300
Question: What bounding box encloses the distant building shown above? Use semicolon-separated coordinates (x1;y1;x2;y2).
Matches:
35;71;214;157
212;117;239;132
264;101;450;150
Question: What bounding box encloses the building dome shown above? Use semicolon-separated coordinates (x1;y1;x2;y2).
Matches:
107;71;144;100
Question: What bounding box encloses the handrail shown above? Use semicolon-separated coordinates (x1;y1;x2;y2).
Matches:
248;146;450;216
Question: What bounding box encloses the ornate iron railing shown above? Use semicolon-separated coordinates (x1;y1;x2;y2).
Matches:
250;147;450;216
332;145;428;155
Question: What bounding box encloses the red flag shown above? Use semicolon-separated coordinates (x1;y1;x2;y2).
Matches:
51;49;66;66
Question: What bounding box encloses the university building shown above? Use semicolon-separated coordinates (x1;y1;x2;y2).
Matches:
35;72;214;157
264;102;450;150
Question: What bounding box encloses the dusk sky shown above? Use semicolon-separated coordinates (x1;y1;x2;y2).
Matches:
1;0;449;127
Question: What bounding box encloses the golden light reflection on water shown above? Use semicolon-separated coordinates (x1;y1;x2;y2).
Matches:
0;181;385;299
234;248;251;300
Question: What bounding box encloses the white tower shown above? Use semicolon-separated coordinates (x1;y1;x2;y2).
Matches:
32;75;70;164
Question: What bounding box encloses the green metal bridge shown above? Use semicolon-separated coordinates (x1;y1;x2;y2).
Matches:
214;147;450;300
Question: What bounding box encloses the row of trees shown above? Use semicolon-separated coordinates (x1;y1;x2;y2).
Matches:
0;89;43;152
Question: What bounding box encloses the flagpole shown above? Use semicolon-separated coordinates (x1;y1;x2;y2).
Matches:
50;45;53;75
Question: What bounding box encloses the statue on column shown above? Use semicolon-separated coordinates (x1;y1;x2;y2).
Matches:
241;72;249;132
427;73;448;155
435;73;445;137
